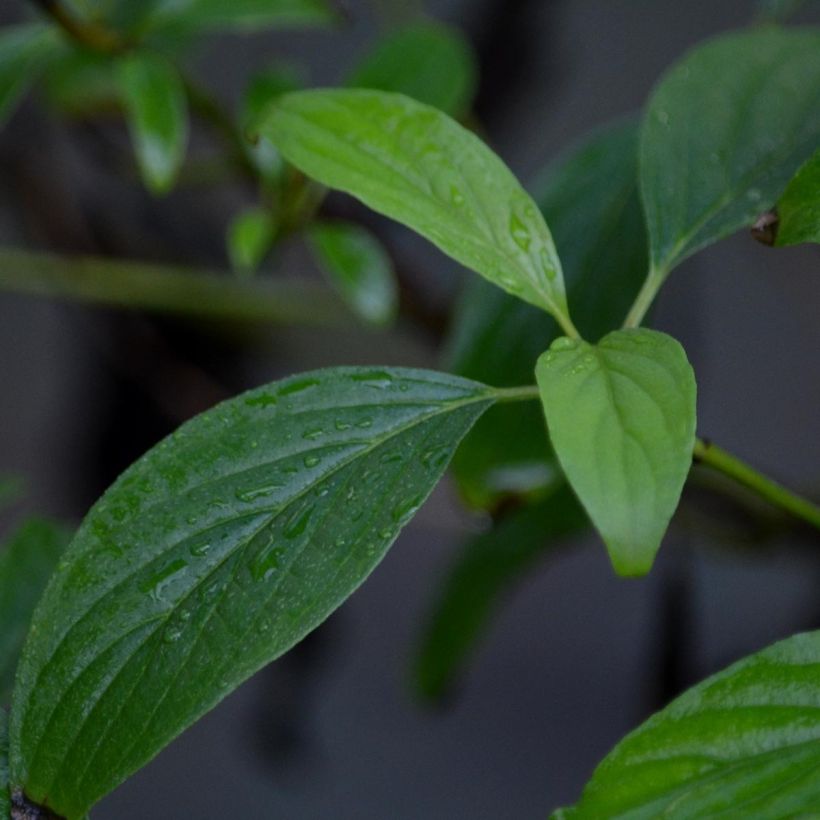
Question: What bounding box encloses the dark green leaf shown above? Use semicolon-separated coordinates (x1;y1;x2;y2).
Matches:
226;208;275;274
42;51;121;117
307;221;398;326
0;520;69;703
449;120;648;509
641;28;820;275
348;21;478;118
143;0;337;33
536;329;696;576
415;485;586;700
0;23;62;127
556;630;820;818
118;53;188;195
775;148;820;246
9;367;496;818
262;89;575;331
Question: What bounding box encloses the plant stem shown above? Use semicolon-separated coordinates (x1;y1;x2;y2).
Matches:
32;0;126;52
0;247;357;328
623;266;667;329
693;438;820;531
493;384;541;403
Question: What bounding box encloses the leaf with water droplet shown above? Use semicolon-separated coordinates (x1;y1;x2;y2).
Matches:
9;367;496;818
536;329;696;576
260;89;573;327
447;120;648;510
641;28;820;276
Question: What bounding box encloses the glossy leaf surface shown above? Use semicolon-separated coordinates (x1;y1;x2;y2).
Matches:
775;148;820;246
556;630;820;818
227;208;275;273
262;89;572;327
449;121;647;508
0;24;60;127
641;28;820;274
536;329;696;576
307;221;397;326
415;485;586;700
0;520;69;703
10;367;495;818
118;53;188;195
348;22;478;118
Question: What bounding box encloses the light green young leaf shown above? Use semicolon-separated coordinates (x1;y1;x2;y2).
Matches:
415;485;586;700
348;21;478;118
449;120;647;509
555;630;820;818
0;519;70;703
118;53;188;195
143;0;336;33
0;23;62;128
10;367;496;818
536;329;696;576
261;89;575;333
226;208;275;274
307;221;398;326
641;28;820;276
775;148;820;246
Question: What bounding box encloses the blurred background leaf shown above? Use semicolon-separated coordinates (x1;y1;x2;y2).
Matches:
307;220;398;326
414;485;587;701
118;52;189;195
348;20;478;118
0;518;71;704
227;207;276;274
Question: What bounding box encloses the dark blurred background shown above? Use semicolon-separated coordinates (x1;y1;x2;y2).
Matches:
1;1;820;817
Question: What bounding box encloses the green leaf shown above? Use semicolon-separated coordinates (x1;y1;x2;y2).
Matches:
0;519;70;703
307;221;398;326
226;208;275;273
557;630;820;818
775;148;820;246
449;120;648;509
261;89;575;332
348;21;478;118
143;0;336;33
0;709;8;818
641;28;820;276
118;53;188;195
536;329;696;576
42;51;121;117
9;367;496;818
0;23;62;128
415;485;586;700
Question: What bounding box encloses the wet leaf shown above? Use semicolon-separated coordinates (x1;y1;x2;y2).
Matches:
261;89;573;329
10;367;495;818
536;329;696;576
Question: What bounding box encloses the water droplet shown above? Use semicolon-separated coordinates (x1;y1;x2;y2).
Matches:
351;370;394;389
540;249;557;281
378;527;394;539
550;336;579;352
251;541;285;581
280;377;320;396
141;558;188;602
379;450;403;465
657;109;670;126
392;495;423;524
284;505;314;539
163;625;183;644
304;454;321;468
190;541;212;558
302;428;324;440
451;186;465;206
509;214;532;251
746;187;762;202
235;483;283;502
356;418;373;429
245;392;278;408
420;445;450;470
335;419;352;431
